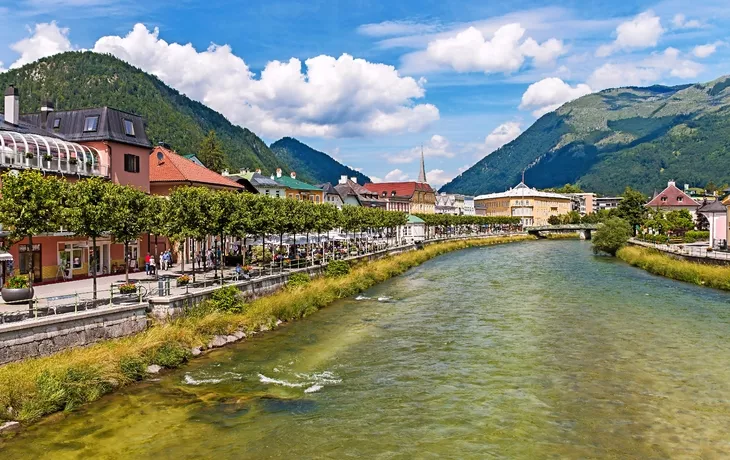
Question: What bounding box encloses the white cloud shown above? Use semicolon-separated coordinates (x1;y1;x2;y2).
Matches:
482;122;523;153
693;41;724;58
519;77;592;116
357;20;439;37
89;24;439;138
384;169;410;181
9;21;74;69
408;24;565;74
388;134;455;164
424;169;453;188
588;48;703;90
672;14;703;29
596;11;663;57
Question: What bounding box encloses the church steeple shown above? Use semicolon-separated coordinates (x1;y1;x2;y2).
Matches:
417;145;427;183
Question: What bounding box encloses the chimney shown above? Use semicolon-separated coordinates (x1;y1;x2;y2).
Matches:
4;85;20;125
290;171;297;179
276;168;282;178
40;100;54;130
239;168;249;175
339;175;348;184
222;169;230;176
255;168;262;174
350;176;357;184
668;180;676;187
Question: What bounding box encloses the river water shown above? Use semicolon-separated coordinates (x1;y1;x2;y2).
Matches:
2;240;730;458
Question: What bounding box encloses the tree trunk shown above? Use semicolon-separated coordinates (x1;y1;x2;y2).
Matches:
27;234;35;299
92;235;97;299
154;234;159;280
124;241;130;284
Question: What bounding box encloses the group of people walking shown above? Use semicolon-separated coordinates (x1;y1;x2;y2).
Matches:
144;250;174;276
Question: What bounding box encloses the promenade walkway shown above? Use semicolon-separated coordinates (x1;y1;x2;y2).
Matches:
630;238;730;263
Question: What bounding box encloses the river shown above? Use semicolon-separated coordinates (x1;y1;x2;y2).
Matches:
2;240;730;458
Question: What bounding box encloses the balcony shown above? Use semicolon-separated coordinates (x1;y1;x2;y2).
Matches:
0;131;108;178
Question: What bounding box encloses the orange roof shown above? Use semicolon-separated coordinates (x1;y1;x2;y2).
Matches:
149;146;242;189
363;181;434;199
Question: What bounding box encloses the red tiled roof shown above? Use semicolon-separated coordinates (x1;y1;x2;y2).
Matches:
646;182;699;208
149;146;242;189
363;182;434;199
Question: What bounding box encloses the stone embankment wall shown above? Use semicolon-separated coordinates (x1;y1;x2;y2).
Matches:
0;303;148;365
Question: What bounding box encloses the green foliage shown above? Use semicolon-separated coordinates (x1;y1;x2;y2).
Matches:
592;218;632;256
684;230;709;243
20;368;112;420
4;274;29;289
325;260;351;278
119;356;146;381
639;233;670;244
270;137;371;185
545;183;583;194
208;286;244;313
198;130;227;173
616;187;648;234
287;272;311;288
148;343;190;368
0;51;281;172
440;78;730;196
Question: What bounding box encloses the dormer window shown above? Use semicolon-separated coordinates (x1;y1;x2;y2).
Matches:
123;119;135;136
661;197;667;202
677;196;683;202
52;118;61;130
84;116;99;132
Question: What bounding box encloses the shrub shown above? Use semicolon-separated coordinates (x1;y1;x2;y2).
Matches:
287;272;311;288
592;218;632;256
148;343;190;368
209;285;244;313
684;230;709;243
325;260;350;278
119;356;146;381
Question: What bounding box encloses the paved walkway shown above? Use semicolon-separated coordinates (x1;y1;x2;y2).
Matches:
630;239;730;262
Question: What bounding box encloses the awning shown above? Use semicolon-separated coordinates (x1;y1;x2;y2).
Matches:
0;251;13;262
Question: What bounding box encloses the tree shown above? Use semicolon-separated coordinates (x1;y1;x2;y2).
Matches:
0;170;65;293
547;215;561;225
198;130;227;173
592;218;632;256
616;187;647;235
664;209;694;235
64;177;116;299
166;186;209;281
109;186;150;284
548;183;583;194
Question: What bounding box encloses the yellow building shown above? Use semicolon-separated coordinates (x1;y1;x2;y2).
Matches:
474;182;572;226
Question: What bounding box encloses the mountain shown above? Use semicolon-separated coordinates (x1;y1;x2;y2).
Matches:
441;76;730;196
270;137;371;185
0;51;281;173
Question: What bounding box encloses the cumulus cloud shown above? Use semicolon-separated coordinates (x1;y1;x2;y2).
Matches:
384;169;410;181
519;77;592;116
388;134;455;164
424;169;454;188
693;41;724;58
9;21;74;69
91;24;439;138
407;24;565;74
482;122;523;153
672;14;703;29
588;48;703;90
357;20;439;37
596;11;663;57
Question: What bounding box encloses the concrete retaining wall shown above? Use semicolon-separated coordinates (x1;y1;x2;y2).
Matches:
0;303;148;365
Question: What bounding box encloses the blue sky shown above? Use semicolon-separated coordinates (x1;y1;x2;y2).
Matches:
1;0;730;187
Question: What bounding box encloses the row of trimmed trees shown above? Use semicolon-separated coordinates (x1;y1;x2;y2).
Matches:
412;213;522;239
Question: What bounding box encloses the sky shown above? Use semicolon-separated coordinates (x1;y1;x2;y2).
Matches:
1;0;729;187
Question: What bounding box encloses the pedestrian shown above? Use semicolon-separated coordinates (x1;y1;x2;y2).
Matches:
195;251;201;271
145;252;151;275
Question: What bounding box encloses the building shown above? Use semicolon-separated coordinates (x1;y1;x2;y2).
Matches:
401;215;425;244
698;200;727;248
223;169;286;198
568;193;596;216
363;182;436;214
273;169;324;203
463;196;475;216
645;180;700;218
317;183;344;208
596;196;622;211
149;145;243;195
435;193;466;215
182;153;205;167
474;202;487;216
0;85;153;283
474;181;572;226
335;176;387;208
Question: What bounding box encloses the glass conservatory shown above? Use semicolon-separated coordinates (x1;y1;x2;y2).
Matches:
0;130;107;177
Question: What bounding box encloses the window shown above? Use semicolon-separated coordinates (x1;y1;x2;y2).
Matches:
677;197;683;202
275;190;281;198
661;197;667;202
52;118;61;130
123;119;135;136
124;153;140;173
84;116;99;132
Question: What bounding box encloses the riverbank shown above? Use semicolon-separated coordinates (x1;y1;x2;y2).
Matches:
617;245;730;290
0;235;533;427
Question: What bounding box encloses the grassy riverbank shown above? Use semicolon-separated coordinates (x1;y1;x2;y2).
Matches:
617;245;730;290
545;232;580;240
0;235;533;426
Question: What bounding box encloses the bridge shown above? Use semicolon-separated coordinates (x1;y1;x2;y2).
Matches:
525;224;599;240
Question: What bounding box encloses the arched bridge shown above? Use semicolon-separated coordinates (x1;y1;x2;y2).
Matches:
525;224;599;240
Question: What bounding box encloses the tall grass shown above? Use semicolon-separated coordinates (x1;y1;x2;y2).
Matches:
617;245;730;290
0;235;533;424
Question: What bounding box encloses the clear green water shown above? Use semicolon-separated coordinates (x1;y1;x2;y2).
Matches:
3;241;730;459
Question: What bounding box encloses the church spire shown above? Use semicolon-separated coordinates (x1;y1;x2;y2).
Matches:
417;144;427;183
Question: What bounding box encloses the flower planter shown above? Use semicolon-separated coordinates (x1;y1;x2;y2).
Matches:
1;287;34;303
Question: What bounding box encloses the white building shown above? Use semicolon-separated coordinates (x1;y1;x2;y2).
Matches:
401;215;425;244
463;196;475;216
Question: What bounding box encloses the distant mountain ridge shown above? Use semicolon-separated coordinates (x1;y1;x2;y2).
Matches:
440;75;730;196
270;137;371;185
0;52;281;173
